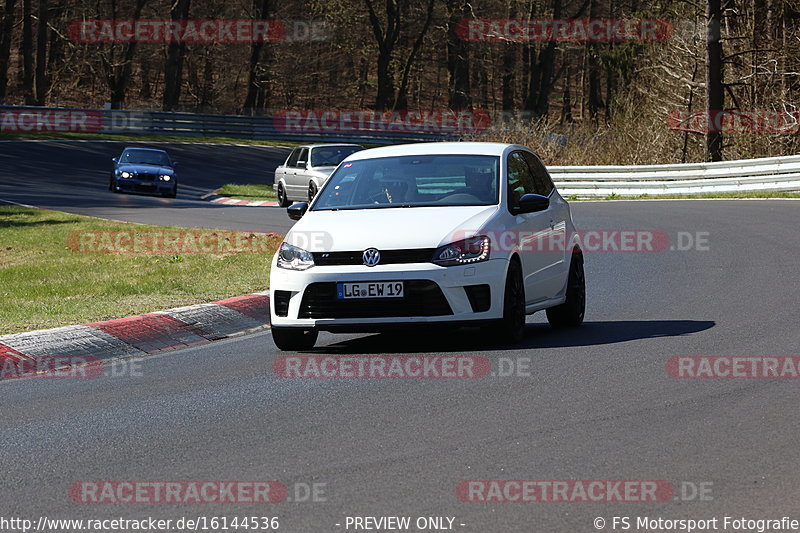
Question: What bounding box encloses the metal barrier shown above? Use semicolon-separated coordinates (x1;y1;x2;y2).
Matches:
549;155;800;196
0;105;457;144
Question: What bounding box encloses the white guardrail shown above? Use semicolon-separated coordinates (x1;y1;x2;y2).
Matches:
548;155;800;197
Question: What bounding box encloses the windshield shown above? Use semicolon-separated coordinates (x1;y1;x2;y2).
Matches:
121;149;171;166
312;154;499;211
310;146;362;167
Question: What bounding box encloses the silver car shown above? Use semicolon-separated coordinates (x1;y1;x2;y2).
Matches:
274;144;363;206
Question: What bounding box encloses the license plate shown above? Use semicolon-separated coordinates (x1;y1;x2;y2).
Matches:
337;282;404;299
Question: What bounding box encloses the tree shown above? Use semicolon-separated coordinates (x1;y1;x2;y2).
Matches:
243;0;272;113
102;0;149;109
364;0;434;110
33;0;47;105
706;0;723;161
21;0;33;104
586;0;604;120
446;0;471;110
0;0;17;103
163;0;191;111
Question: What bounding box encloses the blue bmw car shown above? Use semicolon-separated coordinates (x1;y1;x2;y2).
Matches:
110;147;178;198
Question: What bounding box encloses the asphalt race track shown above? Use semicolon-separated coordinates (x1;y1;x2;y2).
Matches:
0;140;293;233
2;140;800;531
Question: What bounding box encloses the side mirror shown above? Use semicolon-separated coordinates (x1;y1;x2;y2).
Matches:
297;161;307;169
287;202;308;220
514;193;550;214
172;161;179;167
111;157;118;163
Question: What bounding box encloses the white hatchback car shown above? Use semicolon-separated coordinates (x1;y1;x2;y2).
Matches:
269;142;585;351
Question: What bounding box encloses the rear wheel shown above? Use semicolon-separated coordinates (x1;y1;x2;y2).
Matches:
546;250;585;328
271;326;318;351
485;260;525;344
277;183;291;207
308;181;318;202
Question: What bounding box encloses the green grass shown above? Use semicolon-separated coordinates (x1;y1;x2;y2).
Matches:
216;183;277;201
572;191;800;200
0;206;281;335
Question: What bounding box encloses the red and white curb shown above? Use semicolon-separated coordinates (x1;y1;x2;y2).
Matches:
200;190;278;207
0;292;270;378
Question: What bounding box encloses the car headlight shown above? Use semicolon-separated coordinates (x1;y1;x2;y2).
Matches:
276;242;315;271
432;235;490;266
120;171;132;178
159;175;172;181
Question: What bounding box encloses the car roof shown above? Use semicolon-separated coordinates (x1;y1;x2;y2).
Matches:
299;144;363;149
122;147;168;153
345;142;523;161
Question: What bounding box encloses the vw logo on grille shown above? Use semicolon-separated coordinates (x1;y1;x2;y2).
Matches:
362;248;381;267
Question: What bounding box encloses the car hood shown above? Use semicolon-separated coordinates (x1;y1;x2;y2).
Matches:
287;205;499;252
117;163;174;175
308;165;337;176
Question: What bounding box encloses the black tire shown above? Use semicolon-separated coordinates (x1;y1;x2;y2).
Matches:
163;186;177;198
272;326;318;351
277;183;291;207
110;177;120;193
308;181;318;202
485;259;526;344
546;250;586;328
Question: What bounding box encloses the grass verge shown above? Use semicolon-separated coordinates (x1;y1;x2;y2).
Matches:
568;191;800;201
0;205;280;335
216;183;278;201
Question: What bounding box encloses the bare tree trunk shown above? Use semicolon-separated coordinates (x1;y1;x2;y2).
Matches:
33;0;47;105
0;0;17;103
365;0;403;110
395;0;434;109
243;0;272;114
163;0;190;111
561;61;573;123
533;0;561;118
106;0;147;109
446;0;471;110
523;0;540;112
587;0;604;120
706;0;724;161
500;0;516;110
21;0;34;104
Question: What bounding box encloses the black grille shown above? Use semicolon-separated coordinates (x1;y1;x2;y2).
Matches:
464;284;491;312
312;248;435;266
299;280;452;319
274;290;291;317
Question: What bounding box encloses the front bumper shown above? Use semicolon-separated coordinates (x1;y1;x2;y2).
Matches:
116;178;175;194
269;259;508;330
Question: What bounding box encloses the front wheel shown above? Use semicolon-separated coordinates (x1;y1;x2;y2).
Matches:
546;250;585;328
271;326;318;351
484;260;526;344
277;183;291;207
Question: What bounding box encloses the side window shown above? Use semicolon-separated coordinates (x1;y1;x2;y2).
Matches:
296;148;309;168
286;148;300;167
522;151;554;196
507;151;536;210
